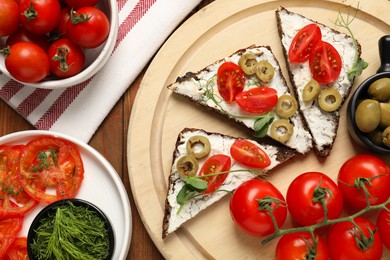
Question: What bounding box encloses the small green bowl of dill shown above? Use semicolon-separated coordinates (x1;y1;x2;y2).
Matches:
27;198;115;260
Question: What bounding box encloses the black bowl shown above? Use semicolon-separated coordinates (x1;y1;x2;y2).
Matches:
27;198;115;260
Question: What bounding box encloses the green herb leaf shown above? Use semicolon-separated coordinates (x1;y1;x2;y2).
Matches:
176;184;198;206
253;113;275;138
183;176;208;191
348;58;368;80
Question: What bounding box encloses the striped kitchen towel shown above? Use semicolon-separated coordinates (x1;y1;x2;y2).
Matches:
0;0;201;143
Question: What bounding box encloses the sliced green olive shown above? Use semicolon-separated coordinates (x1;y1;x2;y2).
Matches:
380;103;390;128
368;78;390;102
302;79;321;101
317;88;342;112
238;53;258;75
270;119;294;143
275;94;298;118
176;155;199;178
256;60;274;84
186;135;211;159
367;129;383;146
355;99;381;133
382;126;390;148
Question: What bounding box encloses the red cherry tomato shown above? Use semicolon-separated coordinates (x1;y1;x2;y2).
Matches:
309;41;342;84
337;154;390;210
235;87;278;114
0;0;19;37
67;7;110;48
288;23;322;63
198;154;231;194
275;232;329;260
48;38;85;78
4;42;50;83
65;0;99;9
327;217;383;260
55;7;71;38
19;0;61;35
230;179;287;237
6;27;51;51
377;205;390;250
0;217;23;259
3;237;28;260
286;171;343;226
217;62;246;102
230;139;271;168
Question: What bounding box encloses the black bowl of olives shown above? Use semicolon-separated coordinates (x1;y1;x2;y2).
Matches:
347;35;390;153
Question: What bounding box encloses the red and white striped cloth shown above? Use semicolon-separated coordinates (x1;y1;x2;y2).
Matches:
0;0;201;143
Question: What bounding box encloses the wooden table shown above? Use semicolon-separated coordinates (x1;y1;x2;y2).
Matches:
0;1;213;259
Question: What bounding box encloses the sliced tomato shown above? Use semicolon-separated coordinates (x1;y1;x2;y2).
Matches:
3;237;27;260
0;145;38;218
309;41;342;84
199;154;231;194
235;87;278;114
19;137;84;204
288;23;322;63
230;140;271;168
217;62;246;102
0;217;23;259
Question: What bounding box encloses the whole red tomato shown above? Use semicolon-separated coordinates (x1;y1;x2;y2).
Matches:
55;7;71;38
19;0;61;35
0;0;19;37
48;38;85;78
327;217;383;260
275;232;328;260
337;154;390;210
6;27;50;51
5;42;50;83
286;171;343;226
229;179;287;237
377;204;390;250
67;7;110;48
65;0;99;10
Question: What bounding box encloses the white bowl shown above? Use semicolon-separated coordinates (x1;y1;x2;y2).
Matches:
0;0;118;89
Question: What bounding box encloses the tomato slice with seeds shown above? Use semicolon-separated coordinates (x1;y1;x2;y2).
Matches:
3;237;28;260
235;87;278;114
288;23;322;63
230;140;271;169
19;137;84;204
0;217;23;259
217;62;246;102
199;154;231;194
309;41;342;84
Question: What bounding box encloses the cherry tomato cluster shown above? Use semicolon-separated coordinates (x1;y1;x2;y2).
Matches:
0;0;110;83
229;154;390;260
288;23;342;84
0;136;84;258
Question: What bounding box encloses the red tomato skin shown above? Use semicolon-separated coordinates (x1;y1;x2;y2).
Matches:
337;154;390;210
229;179;287;237
327;217;383;260
309;41;342;84
230;139;271;168
65;0;99;9
67;7;110;48
19;0;61;35
0;0;20;37
286;171;343;226
48;38;85;78
217;62;246;102
377;205;390;250
5;42;50;83
5;26;51;51
288;23;322;63
55;7;71;38
276;232;329;260
0;217;23;259
3;237;28;260
235;87;278;114
199;154;231;194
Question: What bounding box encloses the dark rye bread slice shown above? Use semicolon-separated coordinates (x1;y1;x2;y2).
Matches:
168;45;313;155
162;128;298;239
276;7;362;157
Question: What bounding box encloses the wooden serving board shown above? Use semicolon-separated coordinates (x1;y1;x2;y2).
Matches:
127;0;390;259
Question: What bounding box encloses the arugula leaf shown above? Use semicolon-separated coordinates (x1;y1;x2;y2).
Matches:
183;176;208;191
253;113;275;138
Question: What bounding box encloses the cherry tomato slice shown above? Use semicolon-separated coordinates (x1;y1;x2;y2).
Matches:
3;237;27;260
288;24;322;63
235;87;278;114
0;217;23;259
230;140;271;168
309;41;342;84
217;62;246;102
19;137;84;204
199;154;231;194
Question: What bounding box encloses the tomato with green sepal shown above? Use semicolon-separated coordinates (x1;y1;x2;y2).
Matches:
230;139;271;168
235;87;278;114
217;62;246;102
288;23;322;63
198;154;231;194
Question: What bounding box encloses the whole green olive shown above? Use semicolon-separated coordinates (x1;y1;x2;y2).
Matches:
238;53;258;75
318;88;342;112
379;103;390;129
382;126;390;148
367;78;390;102
256;60;274;84
270;119;294;143
186;135;211;159
176;155;199;178
355;99;381;133
302;79;321;102
367;129;383;146
275;94;298;118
